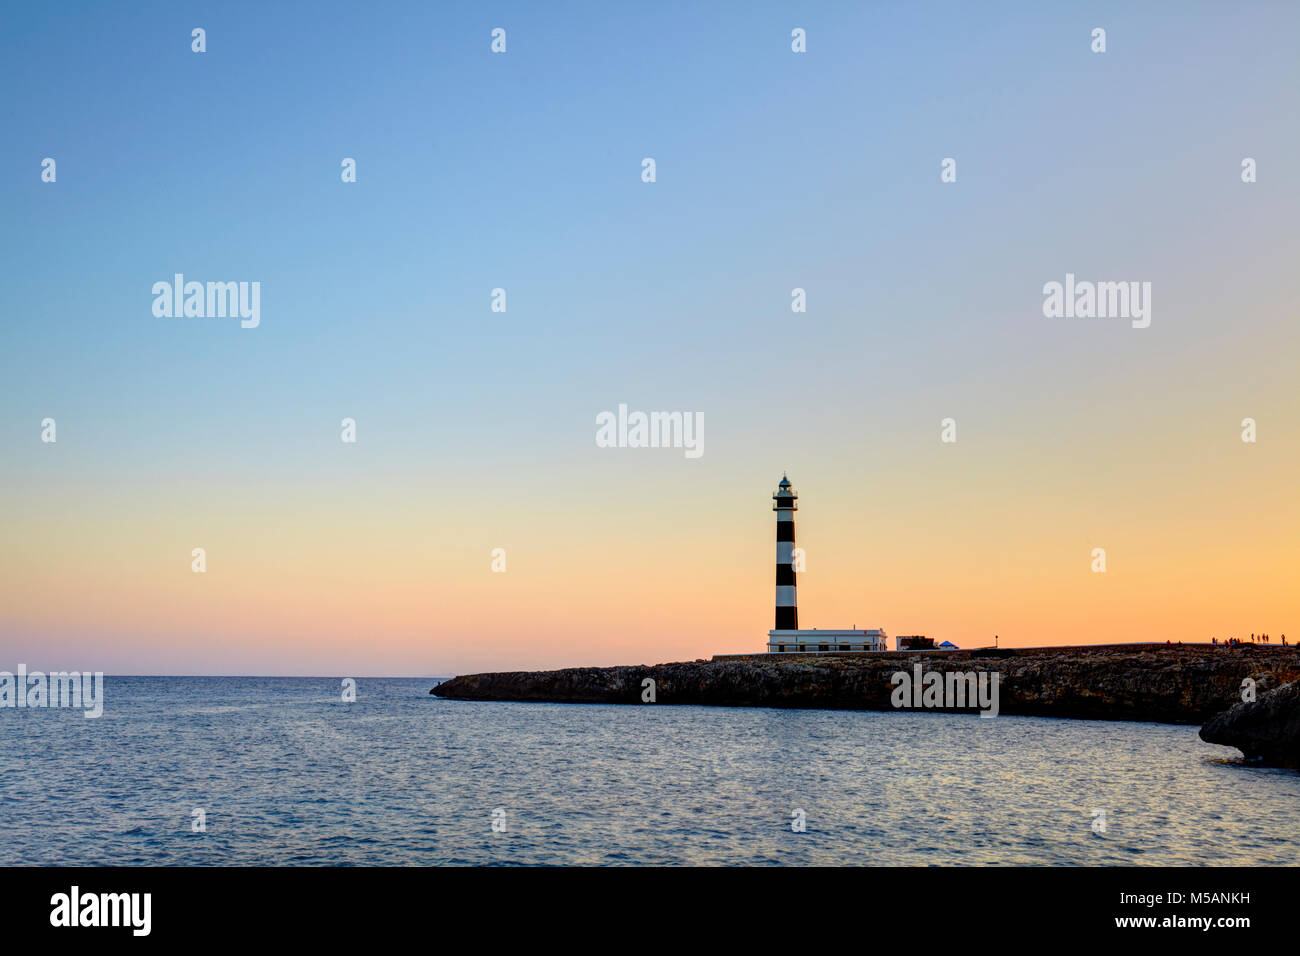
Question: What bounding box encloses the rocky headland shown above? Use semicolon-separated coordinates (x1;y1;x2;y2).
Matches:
432;643;1300;727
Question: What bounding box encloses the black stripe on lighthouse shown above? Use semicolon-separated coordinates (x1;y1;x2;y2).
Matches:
773;475;798;631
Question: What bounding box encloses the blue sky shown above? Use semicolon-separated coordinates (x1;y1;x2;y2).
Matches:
2;2;1298;672
5;3;1296;464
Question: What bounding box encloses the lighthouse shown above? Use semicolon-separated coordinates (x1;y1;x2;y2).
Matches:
773;474;799;630
766;474;889;654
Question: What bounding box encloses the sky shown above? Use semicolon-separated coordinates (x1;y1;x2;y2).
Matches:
1;1;1297;675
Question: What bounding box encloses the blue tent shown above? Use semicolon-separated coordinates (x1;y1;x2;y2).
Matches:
938;641;959;649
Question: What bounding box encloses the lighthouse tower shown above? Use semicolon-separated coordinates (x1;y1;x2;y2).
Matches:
764;475;889;654
773;474;798;630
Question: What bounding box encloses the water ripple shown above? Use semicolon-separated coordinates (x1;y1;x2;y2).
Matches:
1;677;1297;865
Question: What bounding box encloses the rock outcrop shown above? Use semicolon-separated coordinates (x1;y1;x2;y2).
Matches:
431;644;1300;725
1200;679;1300;767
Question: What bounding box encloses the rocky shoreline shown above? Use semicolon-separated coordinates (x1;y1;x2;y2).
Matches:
1200;678;1300;768
432;644;1300;727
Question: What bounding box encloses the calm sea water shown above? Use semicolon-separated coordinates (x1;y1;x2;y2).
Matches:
2;677;1296;866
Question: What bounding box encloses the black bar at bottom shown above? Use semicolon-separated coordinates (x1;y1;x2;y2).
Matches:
0;865;1283;943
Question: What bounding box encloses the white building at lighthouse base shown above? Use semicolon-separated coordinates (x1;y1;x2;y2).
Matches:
767;628;888;653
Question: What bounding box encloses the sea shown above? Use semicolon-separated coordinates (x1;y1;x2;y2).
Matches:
2;677;1297;866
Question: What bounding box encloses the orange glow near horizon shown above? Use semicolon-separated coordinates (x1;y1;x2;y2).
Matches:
3;396;1297;675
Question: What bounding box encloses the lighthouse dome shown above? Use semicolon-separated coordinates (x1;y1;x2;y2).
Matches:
772;474;798;509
